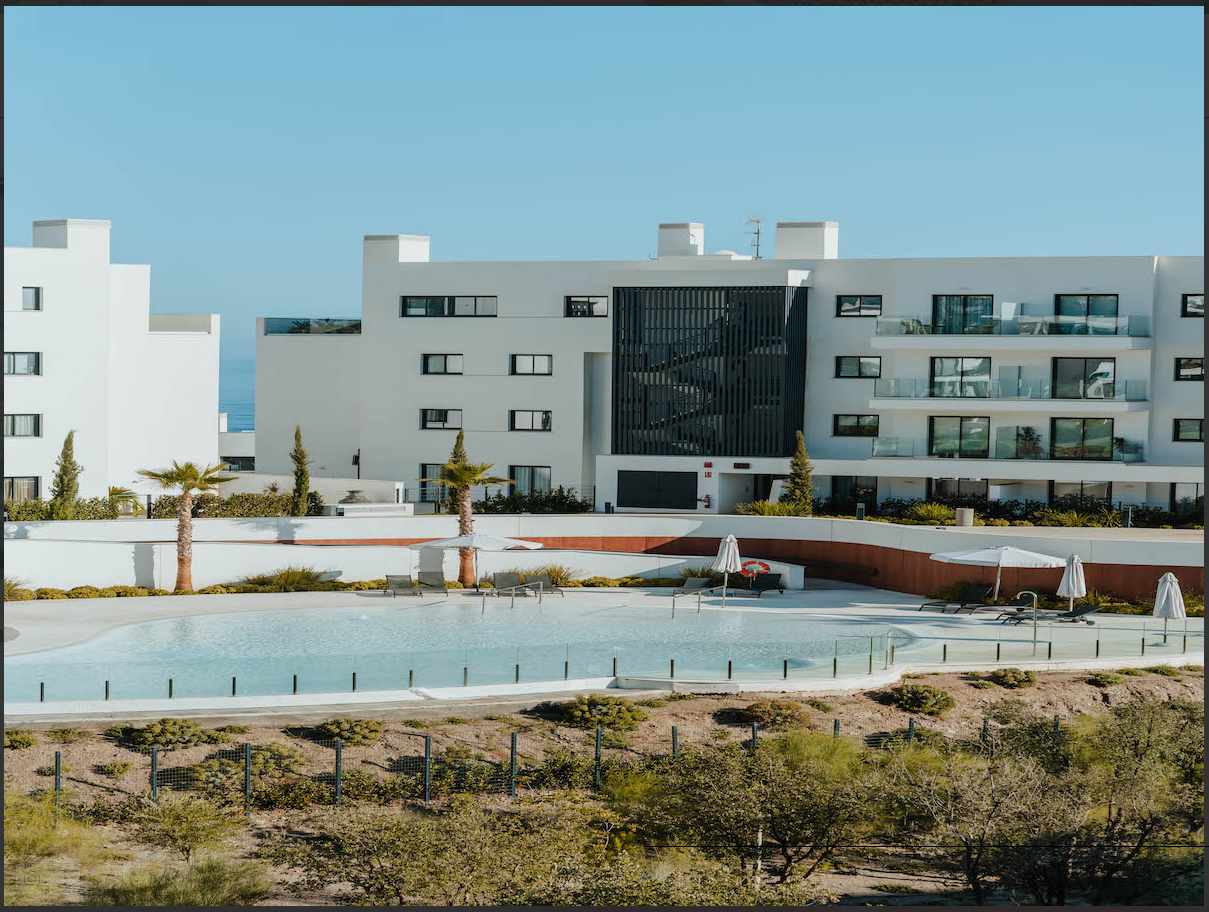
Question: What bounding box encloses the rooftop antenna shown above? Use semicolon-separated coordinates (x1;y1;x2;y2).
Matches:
746;216;764;259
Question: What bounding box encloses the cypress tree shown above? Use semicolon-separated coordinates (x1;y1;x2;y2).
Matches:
450;429;468;465
289;425;311;517
780;430;816;514
48;430;82;520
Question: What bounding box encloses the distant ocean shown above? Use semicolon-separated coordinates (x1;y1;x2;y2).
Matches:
219;358;255;431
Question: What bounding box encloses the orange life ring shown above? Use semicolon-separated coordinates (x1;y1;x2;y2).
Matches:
741;560;771;577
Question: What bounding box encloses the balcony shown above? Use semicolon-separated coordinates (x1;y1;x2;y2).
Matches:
874;315;1150;336
870;377;1148;413
263;318;362;335
867;434;1146;463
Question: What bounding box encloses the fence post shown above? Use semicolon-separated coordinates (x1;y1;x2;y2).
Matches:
1047;642;1053;660
995;643;1001;662
509;732;517;798
1141;635;1146;656
244;743;252;819
232;676;237;697
671;725;679;760
463;666;468;686
783;659;788;679
942;643;947;663
981;718;989;744
334;739;343;808
168;678;173;699
293;674;298;695
1095;639;1100;658
612;656;617;676
868;654;873;674
104;680;110;701
594;726;602;790
54;751;61;825
750;722;758;752
352;673;357;692
39;682;44;703
833;718;840;738
907;718;915;746
1053;714;1061;735
890;644;895;665
423;735;432;805
670;658;675;679
564;660;569;680
408;669;414;689
727;660;732;680
832;657;837;678
151;747;159;802
515;663;520;684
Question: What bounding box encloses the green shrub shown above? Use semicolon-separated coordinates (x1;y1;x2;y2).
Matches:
4;499;50;521
803;698;835;713
904;501;955;524
251;778;330;809
970;680;996;689
741;700;809;729
524;563;582;586
735;500;810;516
66;586;105;599
110;586;150;597
443;716;470;725
1034;508;1100;527
46;727;89;744
34;587;69;600
985;518;1011;526
84;858;272;907
554;695;650;731
1117;667;1146;676
96;761;134;778
1146;665;1182;677
36;763;70;776
600;730;632;749
151;490;324;519
581;576;621;588
871;883;920;894
987;667;1036;689
473;485;593;514
214;724;250;734
882;684;955;716
4;728;38;749
880;726;949;749
4;576;26;599
197;584;239;594
1085;672;1124;688
337;768;383;802
241;565;326;591
315;718;383;746
249;743;306;778
127;718;231;750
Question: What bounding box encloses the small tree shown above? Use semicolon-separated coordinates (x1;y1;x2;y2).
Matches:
289;425;310;518
780;431;816;514
131;794;244;863
419;462;513;585
48;431;83;520
450;429;468;465
136;462;234;591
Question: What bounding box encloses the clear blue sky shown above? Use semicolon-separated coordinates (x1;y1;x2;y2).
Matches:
5;6;1203;359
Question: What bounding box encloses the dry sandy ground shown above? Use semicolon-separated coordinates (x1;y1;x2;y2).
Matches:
5;666;1203;906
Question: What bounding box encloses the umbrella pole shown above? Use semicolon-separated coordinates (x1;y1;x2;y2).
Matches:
993;565;1002;601
1032;602;1038;656
1163;617;1168;643
722;572;727;610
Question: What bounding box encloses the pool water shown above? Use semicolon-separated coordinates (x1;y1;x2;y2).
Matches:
4;599;915;702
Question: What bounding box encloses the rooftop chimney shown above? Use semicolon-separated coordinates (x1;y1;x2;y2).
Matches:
657;223;705;257
774;222;838;259
363;234;431;264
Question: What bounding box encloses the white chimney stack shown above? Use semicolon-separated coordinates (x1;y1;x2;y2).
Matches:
657;223;705;257
774;222;839;259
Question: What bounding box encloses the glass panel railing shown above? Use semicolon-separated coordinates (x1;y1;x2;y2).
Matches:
264;318;362;334
871;436;916;457
875;315;1150;337
874;377;1148;401
993;433;1145;462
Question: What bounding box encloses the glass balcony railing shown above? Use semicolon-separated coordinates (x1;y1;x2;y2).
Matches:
869;435;1146;462
264;318;362;335
875;315;1151;337
872;378;1148;401
871;436;916;457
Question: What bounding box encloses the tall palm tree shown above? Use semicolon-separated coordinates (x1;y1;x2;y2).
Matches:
136;462;233;592
419;461;512;586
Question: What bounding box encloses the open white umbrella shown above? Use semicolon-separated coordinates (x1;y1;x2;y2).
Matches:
929;545;1066;600
409;533;542;591
711;534;742;609
1056;554;1087;612
1153;571;1186;643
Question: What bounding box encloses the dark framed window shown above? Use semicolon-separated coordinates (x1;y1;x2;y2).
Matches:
221;455;255;471
1170;482;1204;515
1049;481;1112;507
1174;419;1204;442
1050;417;1114;461
1181;294;1204;317
4;352;41;375
831;476;878;503
932;295;993;333
422;354;463;375
418;463;447;503
835;356;880;378
929;357;991;397
928;416;990;458
836;295;882;317
3;476;39;501
401;295;497;317
1175;358;1204;381
1054;293;1119;334
927;478;989;500
833;414;879;437
3;414;41;437
565;296;608;317
1052;357;1116;399
21;287;42;311
510;409;552;431
420;409;462;429
508;465;551;496
617;470;697;509
510;354;553;375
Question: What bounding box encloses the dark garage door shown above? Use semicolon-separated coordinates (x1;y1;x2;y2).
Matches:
617;470;698;510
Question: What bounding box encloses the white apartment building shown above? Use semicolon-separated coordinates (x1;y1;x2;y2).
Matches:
3;220;221;502
254;221;1204;515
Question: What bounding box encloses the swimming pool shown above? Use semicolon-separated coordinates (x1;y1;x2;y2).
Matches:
4;598;915;702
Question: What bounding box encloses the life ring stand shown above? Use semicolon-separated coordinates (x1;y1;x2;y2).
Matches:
740;560;771;577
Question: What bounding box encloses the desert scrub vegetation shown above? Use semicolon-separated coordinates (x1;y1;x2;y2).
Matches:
986;667;1036;689
314;718;384;746
741;699;810;729
126;718;232;750
1086;672;1125;688
4;729;38;750
83;857;272;907
45;727;89;744
542;695;651;731
882;684;956;716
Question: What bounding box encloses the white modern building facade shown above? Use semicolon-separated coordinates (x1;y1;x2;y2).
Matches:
254;221;1204;515
3;220;222;501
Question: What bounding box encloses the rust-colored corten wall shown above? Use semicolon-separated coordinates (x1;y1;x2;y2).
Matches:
256;534;1203;601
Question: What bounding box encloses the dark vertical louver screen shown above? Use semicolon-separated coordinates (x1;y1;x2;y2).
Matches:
611;286;807;457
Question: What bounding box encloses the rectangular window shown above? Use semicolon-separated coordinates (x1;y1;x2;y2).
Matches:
830;476;878;503
220;455;255;471
1054;293;1119;334
509;410;552;431
1175;358;1204;381
1181;293;1204;317
21;287;42;311
508;465;552;496
4;352;41;375
836;295;882;317
1050;417;1114;461
3;414;41;437
420;409;462;429
928;478;989;500
1174;419;1204;442
510;354;553;375
400;295;497;317
418;463;446;503
565;296;608;317
1052;357;1116;399
929;357;991;397
931;295;993;333
422;354;463;375
1170;483;1204;515
928;416;990;458
1050;481;1112;507
835;356;881;378
3;476;39;501
833;414;879;437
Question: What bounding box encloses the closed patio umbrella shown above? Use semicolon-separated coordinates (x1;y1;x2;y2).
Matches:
1153;571;1186;643
711;534;742;609
409;534;542;591
929;545;1066;600
1056;554;1087;612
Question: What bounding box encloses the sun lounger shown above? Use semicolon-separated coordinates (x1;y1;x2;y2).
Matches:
1052;604;1102;624
994;594;1037;621
748;573;786;597
384;574;419;597
919;585;992;613
525;573;564;597
492;572;535;596
672;577;712;596
416;570;451;596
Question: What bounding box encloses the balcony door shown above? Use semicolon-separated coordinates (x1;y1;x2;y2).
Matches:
932;295;993;333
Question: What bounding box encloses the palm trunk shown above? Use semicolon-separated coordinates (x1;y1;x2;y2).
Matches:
457;486;475;587
175;489;194;592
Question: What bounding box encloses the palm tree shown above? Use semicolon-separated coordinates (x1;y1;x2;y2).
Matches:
136;462;233;592
108;486;141;516
419;461;512;586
